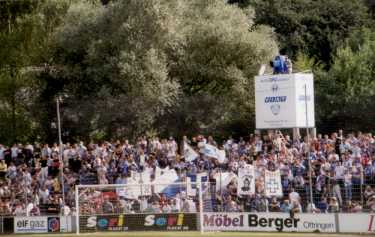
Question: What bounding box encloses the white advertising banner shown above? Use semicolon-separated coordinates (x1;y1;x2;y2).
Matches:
338;214;375;233
59;216;72;232
265;169;283;197
14;216;48;233
203;213;335;232
237;165;255;196
255;73;315;129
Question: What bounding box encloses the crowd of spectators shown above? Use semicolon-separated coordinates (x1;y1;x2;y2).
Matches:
0;130;374;216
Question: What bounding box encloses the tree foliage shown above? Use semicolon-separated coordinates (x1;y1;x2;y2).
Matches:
0;0;70;144
0;0;374;144
248;0;372;68
44;0;277;141
316;28;375;132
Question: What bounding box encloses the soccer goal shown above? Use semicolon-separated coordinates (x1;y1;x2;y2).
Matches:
75;181;204;234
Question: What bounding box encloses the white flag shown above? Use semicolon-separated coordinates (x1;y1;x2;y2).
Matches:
214;171;237;191
184;142;199;162
265;169;283;197
154;168;179;193
202;144;226;163
237;165;255;196
186;177;196;196
118;175;141;199
202;143;219;158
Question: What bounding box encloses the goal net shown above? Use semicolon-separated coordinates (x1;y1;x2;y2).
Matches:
75;181;202;234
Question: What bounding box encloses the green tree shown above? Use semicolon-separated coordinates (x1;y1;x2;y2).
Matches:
316;28;375;132
49;0;277;140
249;0;372;68
0;0;70;144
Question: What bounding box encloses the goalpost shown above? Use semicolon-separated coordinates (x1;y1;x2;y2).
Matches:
75;181;205;234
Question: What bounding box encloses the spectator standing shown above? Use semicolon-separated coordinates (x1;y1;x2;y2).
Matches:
328;197;340;212
344;169;352;201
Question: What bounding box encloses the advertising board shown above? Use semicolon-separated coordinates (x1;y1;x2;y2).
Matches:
203;213;335;232
81;213;197;232
338;214;375;233
255;73;315;129
14;216;48;233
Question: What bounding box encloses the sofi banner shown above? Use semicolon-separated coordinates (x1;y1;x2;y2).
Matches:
338;214;375;233
203;213;335;232
81;213;197;232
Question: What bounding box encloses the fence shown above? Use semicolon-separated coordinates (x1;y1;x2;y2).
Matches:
75;182;202;234
203;168;374;213
1;170;373;217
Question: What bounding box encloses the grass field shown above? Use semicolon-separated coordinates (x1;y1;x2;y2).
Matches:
2;232;369;237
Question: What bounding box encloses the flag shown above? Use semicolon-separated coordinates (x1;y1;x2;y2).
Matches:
265;169;283;197
202;143;219;158
186;177;196;196
197;172;208;183
117;175;141;199
237;165;255;196
184;142;199;162
161;182;183;198
154;168;179;197
201;144;226;163
214;171;237;191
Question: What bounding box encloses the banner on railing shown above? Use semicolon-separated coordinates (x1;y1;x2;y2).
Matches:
80;213;197;232
203;212;335;232
265;169;283;197
238;165;255;196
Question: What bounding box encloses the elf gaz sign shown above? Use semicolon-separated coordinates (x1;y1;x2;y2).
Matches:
255;73;315;129
14;217;48;233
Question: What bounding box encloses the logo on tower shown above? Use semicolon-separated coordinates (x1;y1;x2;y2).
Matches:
270;104;281;115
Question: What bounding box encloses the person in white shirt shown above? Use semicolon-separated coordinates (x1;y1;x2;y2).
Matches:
171;198;181;212
335;161;345;181
26;201;34;216
332;180;343;206
306;202;320;213
39;186;50;204
351;143;361;158
13;203;25;216
62;204;71;216
289;188;301;204
344;169;353;200
290;200;302;214
11;144;18;159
